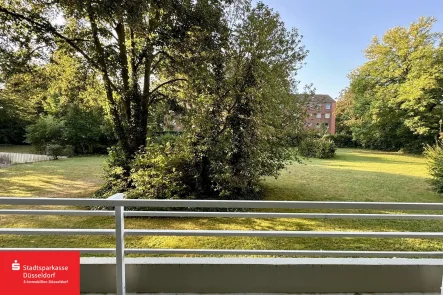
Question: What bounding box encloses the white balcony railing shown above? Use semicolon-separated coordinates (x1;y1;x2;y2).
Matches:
1;194;443;294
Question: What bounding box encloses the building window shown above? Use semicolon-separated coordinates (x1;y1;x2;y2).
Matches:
317;104;322;110
325;103;331;110
325;113;330;119
316;123;320;128
316;113;321;118
324;123;329;127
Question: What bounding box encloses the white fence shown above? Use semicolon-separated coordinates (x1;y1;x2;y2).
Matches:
0;152;53;164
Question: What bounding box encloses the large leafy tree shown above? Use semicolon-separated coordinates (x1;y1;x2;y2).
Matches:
0;0;229;169
341;17;443;151
0;65;48;144
127;1;309;200
0;49;113;150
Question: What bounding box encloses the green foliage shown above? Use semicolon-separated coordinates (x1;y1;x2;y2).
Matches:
96;1;309;201
0;49;113;152
0;101;28;144
100;146;130;196
299;137;336;159
424;141;443;193
62;145;75;157
153;132;179;146
26;106;114;155
129;141;195;200
339;17;443;152
1;0;308;201
62;105;114;154
26;115;64;152
0;82;35;144
0;0;232;169
328;133;359;148
45;144;65;160
401;141;426;154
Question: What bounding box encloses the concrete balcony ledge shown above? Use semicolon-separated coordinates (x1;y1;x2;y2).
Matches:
80;257;443;293
83;293;440;295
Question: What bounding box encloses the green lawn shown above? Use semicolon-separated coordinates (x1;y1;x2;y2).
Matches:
0;148;442;256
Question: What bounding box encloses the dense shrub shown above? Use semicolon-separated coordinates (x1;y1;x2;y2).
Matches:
26;115;64;152
424;141;443;193
299;137;336;159
129;142;195;199
45;144;65;159
26;106;115;155
328;133;359;148
63;145;75;157
63;105;115;154
401;141;425;154
99;131;271;201
0;97;29;145
97;139;196;201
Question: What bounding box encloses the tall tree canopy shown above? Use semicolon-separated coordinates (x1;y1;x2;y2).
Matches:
1;0;310;199
0;0;229;162
338;17;443;152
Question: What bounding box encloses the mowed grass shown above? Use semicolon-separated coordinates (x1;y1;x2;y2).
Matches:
0;156;105;197
0;148;443;256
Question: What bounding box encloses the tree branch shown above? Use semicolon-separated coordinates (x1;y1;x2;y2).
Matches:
151;51;176;71
148;91;169;106
115;19;130;94
0;6;100;71
86;0;127;146
130;28;137;81
134;42;151;70
149;78;187;96
214;96;238;140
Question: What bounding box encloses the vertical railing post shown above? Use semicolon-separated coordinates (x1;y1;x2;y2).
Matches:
108;193;125;295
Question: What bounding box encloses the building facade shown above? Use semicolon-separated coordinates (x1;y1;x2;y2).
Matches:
304;94;336;134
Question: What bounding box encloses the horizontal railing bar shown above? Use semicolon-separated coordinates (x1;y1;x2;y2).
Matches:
1;209;441;220
0;248;115;254
125;211;443;220
0;229;115;235
1;209;442;220
3;228;441;239
124;248;443;257
125;229;443;239
1;197;443;210
2;247;442;258
0;210;115;216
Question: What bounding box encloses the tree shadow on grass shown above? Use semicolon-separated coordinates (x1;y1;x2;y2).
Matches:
0;166;102;198
1;208;443;255
262;162;438;203
0;153;442;255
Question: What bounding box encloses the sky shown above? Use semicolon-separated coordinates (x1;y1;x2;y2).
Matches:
254;0;443;99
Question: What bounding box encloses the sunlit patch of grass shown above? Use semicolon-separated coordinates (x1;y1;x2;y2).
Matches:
263;148;437;203
0;156;105;197
0;149;443;256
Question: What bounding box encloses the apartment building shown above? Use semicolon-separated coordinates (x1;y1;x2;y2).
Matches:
304;94;336;134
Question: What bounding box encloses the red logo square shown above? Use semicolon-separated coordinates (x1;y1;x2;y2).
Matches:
0;251;80;295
